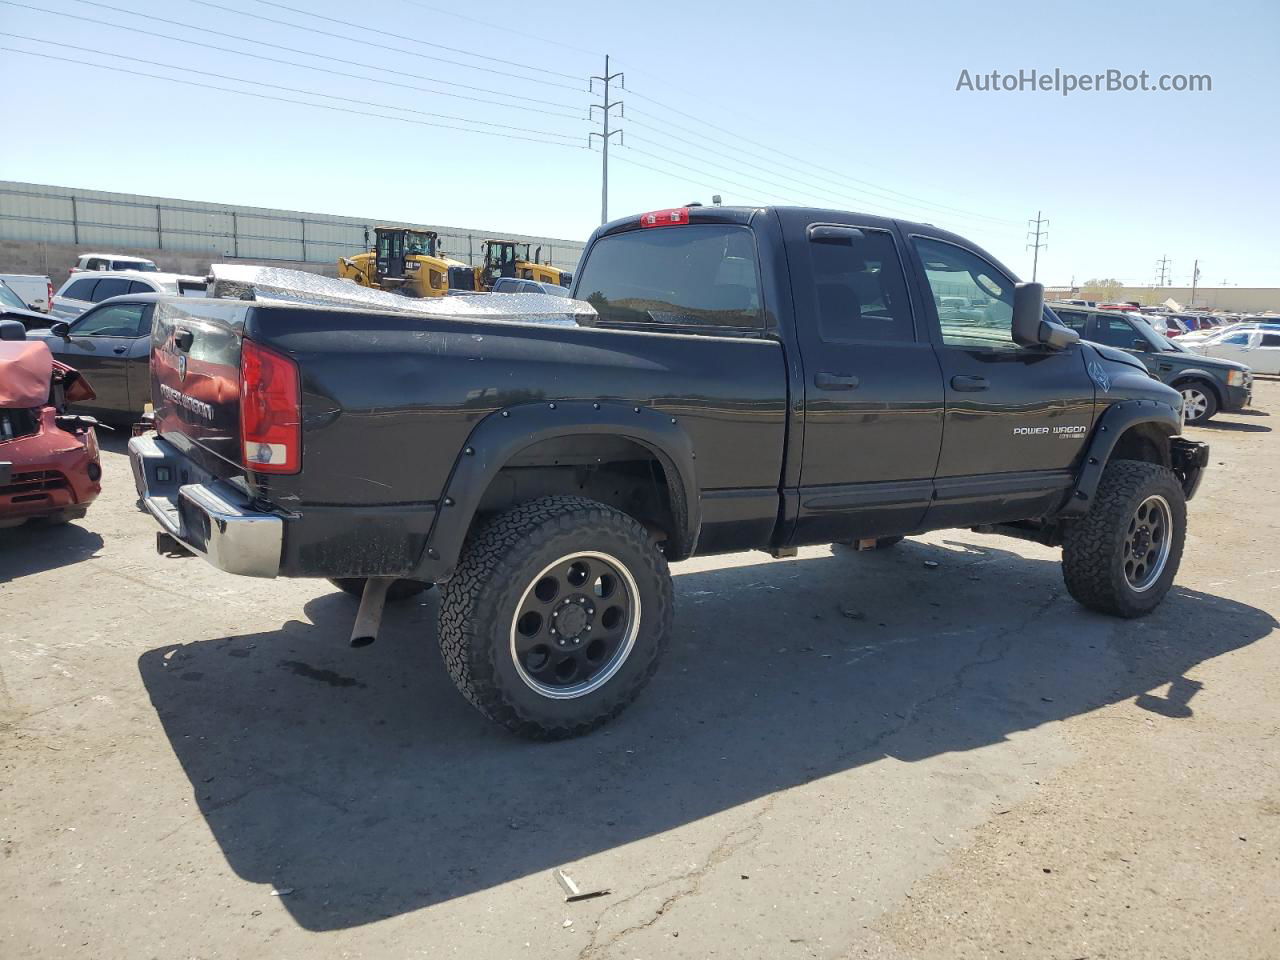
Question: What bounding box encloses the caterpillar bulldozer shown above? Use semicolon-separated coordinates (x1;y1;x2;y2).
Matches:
447;239;573;293
338;227;464;298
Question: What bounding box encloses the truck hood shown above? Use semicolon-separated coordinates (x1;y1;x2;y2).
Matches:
1086;341;1149;373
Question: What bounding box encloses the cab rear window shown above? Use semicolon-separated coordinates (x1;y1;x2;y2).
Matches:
575;224;763;332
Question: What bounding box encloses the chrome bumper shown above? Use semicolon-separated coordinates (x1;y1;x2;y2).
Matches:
128;434;282;578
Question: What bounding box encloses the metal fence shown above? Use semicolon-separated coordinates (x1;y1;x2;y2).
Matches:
0;181;586;270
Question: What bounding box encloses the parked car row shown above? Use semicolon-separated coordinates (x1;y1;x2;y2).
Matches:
1049;302;1252;424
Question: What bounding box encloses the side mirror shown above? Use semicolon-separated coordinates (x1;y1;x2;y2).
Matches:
0;319;26;341
51;320;71;340
1132;338;1150;351
1012;282;1080;350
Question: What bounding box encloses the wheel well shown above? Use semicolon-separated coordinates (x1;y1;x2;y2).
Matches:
1171;375;1221;405
473;435;681;554
1110;422;1173;469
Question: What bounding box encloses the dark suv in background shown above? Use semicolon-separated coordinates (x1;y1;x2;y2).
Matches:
1049;303;1251;425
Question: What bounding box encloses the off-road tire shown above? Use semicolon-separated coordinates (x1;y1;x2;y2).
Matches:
1176;379;1218;425
328;577;433;602
1062;460;1186;617
438;496;672;740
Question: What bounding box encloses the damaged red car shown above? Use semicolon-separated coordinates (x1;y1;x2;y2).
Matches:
0;326;102;528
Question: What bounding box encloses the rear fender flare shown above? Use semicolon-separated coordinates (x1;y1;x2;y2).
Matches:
414;400;700;581
1057;399;1181;519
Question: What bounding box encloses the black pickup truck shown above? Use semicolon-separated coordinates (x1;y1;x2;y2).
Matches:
130;205;1208;739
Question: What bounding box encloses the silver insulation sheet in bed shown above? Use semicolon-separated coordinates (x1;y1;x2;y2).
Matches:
207;264;595;325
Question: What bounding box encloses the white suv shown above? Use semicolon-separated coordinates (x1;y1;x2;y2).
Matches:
70;253;159;275
51;271;207;320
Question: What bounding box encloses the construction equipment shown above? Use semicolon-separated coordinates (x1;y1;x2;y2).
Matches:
337;227;464;298
448;239;573;293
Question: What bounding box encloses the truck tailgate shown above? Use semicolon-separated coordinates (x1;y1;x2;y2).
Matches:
150;299;250;480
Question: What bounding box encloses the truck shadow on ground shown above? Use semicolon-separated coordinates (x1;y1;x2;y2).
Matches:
0;519;103;581
137;538;1274;931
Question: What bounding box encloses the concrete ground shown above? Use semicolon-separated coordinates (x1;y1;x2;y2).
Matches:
2;383;1278;960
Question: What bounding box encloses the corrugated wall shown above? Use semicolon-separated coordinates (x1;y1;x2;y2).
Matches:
0;181;586;269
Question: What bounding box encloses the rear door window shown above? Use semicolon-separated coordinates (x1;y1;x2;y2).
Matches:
1051;309;1089;333
1262;334;1280;347
63;278;99;301
805;225;915;343
574;224;763;332
1091;314;1142;348
92;278;132;302
127;280;156;294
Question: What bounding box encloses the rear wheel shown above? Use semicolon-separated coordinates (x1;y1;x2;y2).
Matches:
438;496;672;740
1177;380;1218;425
1062;460;1186;617
328;577;432;602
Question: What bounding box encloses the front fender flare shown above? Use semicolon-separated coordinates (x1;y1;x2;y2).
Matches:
412;400;700;581
1057;398;1181;519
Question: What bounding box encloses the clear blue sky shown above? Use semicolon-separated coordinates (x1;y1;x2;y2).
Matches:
3;0;1276;286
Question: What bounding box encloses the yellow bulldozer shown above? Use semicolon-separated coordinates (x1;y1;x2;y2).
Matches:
448;238;573;293
337;227;464;298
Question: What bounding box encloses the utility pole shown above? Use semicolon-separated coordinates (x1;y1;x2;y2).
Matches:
1026;211;1048;281
1155;254;1171;287
1190;259;1201;306
589;55;624;225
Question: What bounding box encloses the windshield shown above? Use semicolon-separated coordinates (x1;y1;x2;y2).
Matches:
404;232;437;257
0;280;28;311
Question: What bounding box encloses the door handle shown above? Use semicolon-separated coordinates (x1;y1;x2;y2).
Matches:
814;372;860;390
951;375;989;391
1158;363;1172;371
113;346;127;354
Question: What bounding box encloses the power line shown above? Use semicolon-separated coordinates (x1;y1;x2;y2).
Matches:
393;0;601;58
3;34;588;140
625;90;1022;227
226;0;584;81
49;0;586;92
623;136;896;217
1026;211;1048;281
2;1;583;112
182;0;583;89
2;46;591;149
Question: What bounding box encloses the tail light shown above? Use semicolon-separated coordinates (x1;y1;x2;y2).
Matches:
45;279;53;310
240;339;300;474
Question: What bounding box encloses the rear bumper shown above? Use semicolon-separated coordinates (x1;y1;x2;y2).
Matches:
129;433;438;579
129;433;283;577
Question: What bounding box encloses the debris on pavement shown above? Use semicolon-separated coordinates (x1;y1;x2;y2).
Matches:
553;868;610;903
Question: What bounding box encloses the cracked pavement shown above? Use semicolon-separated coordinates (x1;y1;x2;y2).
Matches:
2;383;1278;959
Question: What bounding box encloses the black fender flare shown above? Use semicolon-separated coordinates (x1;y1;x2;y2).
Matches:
1057;398;1182;519
412;400;700;581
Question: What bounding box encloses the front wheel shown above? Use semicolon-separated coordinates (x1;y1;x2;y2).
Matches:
1062;460;1186;617
1178;380;1218;425
438;496;672;740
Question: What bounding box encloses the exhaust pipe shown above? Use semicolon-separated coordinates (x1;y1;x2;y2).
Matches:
350;577;395;648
